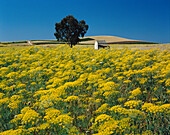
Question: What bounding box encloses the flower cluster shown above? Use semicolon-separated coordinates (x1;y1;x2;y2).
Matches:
124;100;142;109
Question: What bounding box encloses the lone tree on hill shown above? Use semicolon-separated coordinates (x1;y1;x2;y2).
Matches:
54;15;89;48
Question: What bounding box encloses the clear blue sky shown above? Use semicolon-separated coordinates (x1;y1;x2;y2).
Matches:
0;0;170;43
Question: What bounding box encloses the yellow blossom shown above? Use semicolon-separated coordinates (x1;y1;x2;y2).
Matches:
129;87;142;97
124;100;142;109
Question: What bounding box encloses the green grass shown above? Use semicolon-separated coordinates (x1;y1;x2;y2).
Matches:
0;41;27;44
33;42;65;45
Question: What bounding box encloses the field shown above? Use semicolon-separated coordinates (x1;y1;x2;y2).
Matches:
0;42;170;51
0;35;169;51
0;45;170;134
75;44;170;51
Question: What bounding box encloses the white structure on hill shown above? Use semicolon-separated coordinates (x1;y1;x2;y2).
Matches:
94;40;110;49
27;40;33;45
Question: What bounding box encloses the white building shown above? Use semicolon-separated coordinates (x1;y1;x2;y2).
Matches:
94;40;110;49
28;40;33;45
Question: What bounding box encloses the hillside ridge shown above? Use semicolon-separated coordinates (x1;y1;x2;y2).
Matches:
80;35;155;44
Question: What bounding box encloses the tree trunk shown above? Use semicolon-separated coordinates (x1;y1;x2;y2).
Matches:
70;43;73;48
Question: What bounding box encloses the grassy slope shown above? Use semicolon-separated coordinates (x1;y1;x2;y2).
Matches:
0;36;169;50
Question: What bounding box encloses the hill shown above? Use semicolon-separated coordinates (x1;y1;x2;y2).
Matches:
79;35;156;44
0;35;156;46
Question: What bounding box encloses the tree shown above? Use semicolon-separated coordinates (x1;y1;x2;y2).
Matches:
54;15;89;48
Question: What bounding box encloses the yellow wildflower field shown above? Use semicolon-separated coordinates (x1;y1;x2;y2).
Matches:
0;45;169;134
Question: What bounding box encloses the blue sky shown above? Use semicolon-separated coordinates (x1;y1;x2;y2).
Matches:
0;0;170;43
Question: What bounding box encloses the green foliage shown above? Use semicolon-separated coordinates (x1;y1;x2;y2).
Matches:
54;15;89;48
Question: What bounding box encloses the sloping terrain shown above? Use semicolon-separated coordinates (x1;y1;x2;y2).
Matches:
79;36;155;44
0;35;155;47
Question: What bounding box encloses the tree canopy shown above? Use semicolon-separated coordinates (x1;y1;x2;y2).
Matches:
54;15;89;48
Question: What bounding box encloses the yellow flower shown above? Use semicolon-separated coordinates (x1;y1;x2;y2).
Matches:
143;91;147;94
166;90;170;94
6;72;19;78
142;130;153;135
44;108;61;122
8;100;21;110
151;98;158;101
11;107;40;125
129;87;142;97
139;78;147;84
147;105;160;114
95;114;112;123
110;105;127;114
27;127;38;133
95;99;102;103
16;83;26;89
0;93;5;99
165;79;170;86
0;98;9;106
123;80;132;83
117;97;126;102
95;103;109;114
159;104;170;113
38;123;50;130
127;109;146;119
142;103;154;111
77;115;86;120
52;114;73;125
64;96;79;102
0;128;27;135
7;95;23;110
124;100;142;109
0;45;169;134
